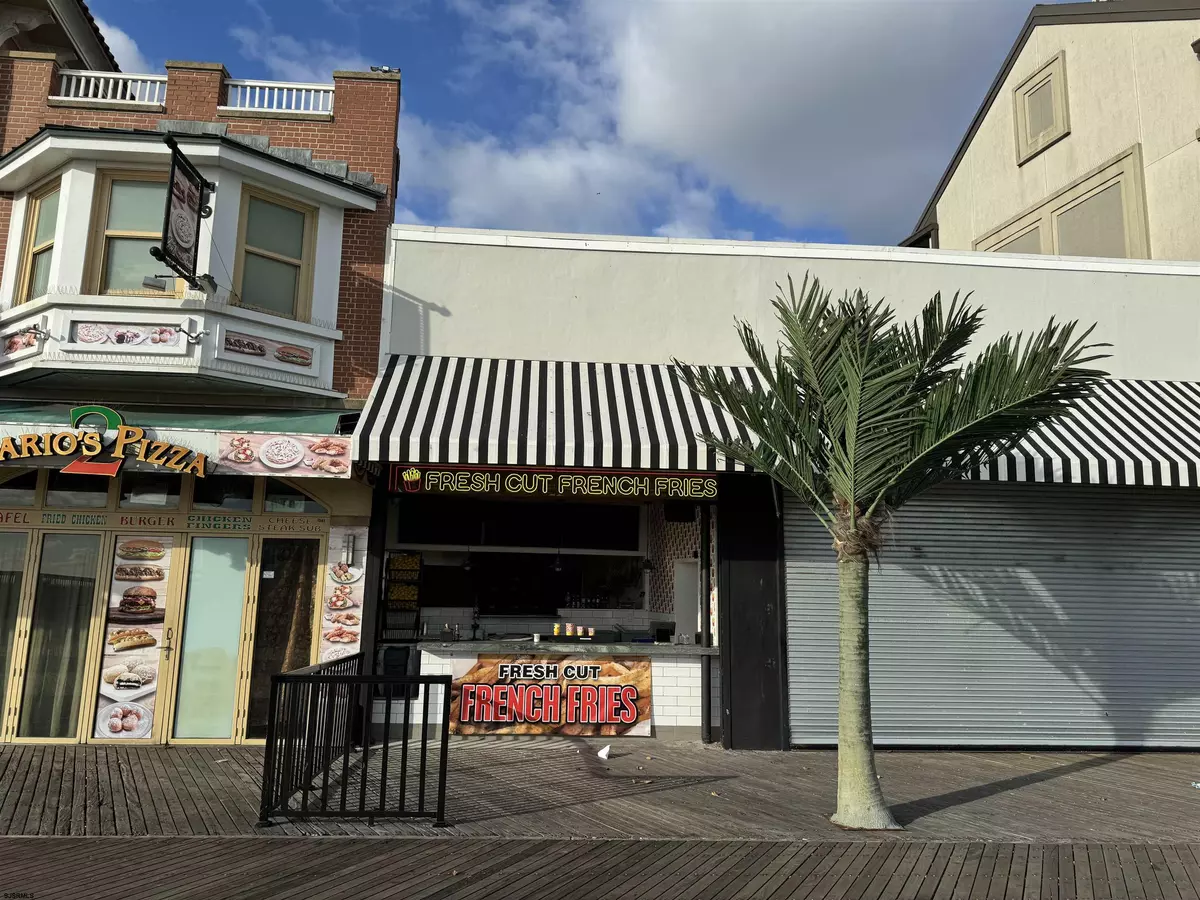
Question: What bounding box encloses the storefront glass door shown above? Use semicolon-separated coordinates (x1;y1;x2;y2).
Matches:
172;537;251;740
244;538;320;739
0;533;29;719
17;533;102;739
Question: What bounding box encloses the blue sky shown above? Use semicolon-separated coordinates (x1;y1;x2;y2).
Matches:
89;0;1044;245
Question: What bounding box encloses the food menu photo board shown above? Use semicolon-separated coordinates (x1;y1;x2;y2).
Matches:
222;330;315;371
93;535;173;740
320;525;368;662
214;432;351;478
450;654;653;737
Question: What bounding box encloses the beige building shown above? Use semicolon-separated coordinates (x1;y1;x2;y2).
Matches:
906;0;1200;262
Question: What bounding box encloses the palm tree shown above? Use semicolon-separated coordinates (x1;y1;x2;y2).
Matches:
674;274;1107;830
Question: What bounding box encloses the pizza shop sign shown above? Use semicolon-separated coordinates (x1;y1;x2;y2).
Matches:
0;405;206;477
391;465;717;500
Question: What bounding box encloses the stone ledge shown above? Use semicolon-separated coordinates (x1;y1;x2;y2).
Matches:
48;98;165;113
165;61;229;74
333;69;401;82
0;50;59;61
216;108;333;122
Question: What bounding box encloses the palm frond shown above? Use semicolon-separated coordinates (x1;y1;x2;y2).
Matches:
674;271;1110;551
877;318;1109;512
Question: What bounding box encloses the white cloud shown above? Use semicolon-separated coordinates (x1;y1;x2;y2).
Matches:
604;0;1032;243
395;0;728;239
94;17;154;74
230;26;372;83
240;0;1036;243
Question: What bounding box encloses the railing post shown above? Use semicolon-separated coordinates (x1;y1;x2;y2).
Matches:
257;676;282;826
434;678;452;827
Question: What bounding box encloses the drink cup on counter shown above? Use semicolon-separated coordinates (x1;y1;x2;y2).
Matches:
565;623;575;637
588;626;596;638
553;623;561;636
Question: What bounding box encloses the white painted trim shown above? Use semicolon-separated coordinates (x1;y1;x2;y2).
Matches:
380;221;398;367
0;294;341;339
0;193;27;310
0;134;377;209
388;224;1200;278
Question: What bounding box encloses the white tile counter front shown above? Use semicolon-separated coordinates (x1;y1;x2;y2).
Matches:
373;643;722;741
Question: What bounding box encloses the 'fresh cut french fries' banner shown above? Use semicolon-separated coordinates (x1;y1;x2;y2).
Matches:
450;654;652;737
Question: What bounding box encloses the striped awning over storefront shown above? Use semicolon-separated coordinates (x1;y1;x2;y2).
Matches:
354;357;1200;488
978;379;1200;488
353;355;755;471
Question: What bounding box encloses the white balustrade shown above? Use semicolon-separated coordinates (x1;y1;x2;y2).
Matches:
220;79;335;114
53;70;167;106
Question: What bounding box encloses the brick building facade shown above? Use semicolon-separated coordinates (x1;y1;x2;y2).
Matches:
0;51;400;401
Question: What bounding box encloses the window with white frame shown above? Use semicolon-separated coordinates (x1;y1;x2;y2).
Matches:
16;179;61;303
975;146;1149;259
1014;51;1070;165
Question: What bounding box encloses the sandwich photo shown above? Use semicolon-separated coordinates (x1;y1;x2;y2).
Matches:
114;564;165;582
224;335;266;356
116;539;165;561
107;628;157;652
119;586;157;615
274;345;312;367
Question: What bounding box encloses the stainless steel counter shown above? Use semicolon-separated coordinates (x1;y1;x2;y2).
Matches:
417;640;719;657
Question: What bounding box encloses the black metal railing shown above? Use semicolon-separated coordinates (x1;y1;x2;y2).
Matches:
258;654;453;826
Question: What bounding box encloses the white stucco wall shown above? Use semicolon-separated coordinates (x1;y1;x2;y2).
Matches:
385;226;1200;382
936;19;1200;258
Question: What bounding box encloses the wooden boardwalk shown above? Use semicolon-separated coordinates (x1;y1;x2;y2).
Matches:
2;740;1199;841
3;837;1200;899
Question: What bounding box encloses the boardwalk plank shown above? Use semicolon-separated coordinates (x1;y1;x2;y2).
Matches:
854;841;910;900
1004;844;1028;900
873;842;928;900
968;842;1000;900
1105;845;1131;900
932;844;971;900
1147;846;1183;900
898;843;944;900
913;842;956;900
984;843;1014;900
951;842;987;900
1118;844;1147;900
796;841;873;900
1025;844;1044;900
1160;847;1200;900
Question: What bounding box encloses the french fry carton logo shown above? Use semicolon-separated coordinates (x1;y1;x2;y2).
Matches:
401;467;422;492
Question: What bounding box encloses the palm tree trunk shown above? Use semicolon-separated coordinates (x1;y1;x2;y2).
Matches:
831;551;901;830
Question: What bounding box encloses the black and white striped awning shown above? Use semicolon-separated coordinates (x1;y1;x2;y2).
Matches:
353;355;754;471
354;358;1200;488
979;379;1200;488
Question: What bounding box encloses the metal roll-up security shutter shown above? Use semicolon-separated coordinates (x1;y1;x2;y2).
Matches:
785;481;1200;747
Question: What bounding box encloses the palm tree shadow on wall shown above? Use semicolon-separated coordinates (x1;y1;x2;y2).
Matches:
389;288;451;357
884;483;1200;750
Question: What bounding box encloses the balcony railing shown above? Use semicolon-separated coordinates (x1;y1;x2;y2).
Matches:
47;70;338;118
53;70;167;106
221;79;335;115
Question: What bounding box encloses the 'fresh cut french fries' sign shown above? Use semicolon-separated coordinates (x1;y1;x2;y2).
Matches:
450;654;652;737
